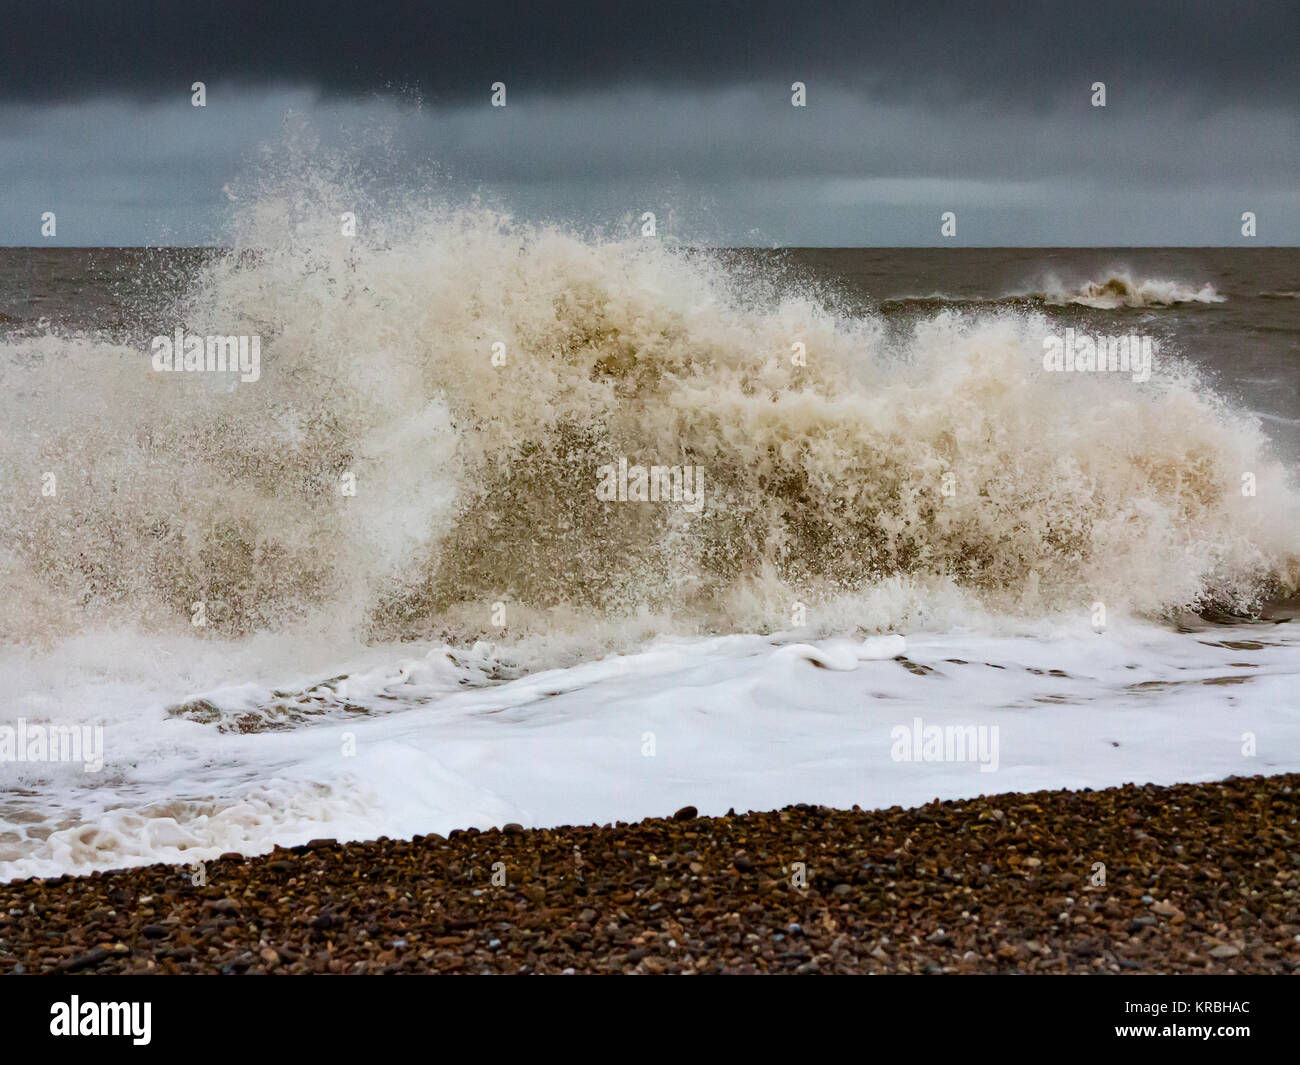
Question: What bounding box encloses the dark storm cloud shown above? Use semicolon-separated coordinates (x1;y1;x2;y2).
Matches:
4;85;1295;246
3;0;1297;106
2;3;1295;245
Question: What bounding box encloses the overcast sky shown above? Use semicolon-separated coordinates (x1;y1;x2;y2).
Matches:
1;0;1296;246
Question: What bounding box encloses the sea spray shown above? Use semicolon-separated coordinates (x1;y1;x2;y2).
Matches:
1;190;1297;653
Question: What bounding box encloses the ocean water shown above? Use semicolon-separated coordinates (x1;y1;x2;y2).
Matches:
1;210;1297;880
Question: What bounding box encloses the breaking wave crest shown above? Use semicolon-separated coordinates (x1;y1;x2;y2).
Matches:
1;185;1296;656
1039;273;1225;309
878;273;1225;314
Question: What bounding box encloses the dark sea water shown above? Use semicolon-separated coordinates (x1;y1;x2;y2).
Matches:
4;246;1297;459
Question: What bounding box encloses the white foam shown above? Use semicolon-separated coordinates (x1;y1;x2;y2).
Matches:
3;620;1297;880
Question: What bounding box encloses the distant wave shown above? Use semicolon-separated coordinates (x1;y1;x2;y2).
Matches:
880;273;1226;312
1040;274;1225;309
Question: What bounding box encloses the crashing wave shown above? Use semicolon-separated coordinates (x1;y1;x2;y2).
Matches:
0;190;1295;653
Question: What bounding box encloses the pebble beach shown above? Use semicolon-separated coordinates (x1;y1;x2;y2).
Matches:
3;773;1297;975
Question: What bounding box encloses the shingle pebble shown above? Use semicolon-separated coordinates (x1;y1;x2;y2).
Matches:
1;773;1296;974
